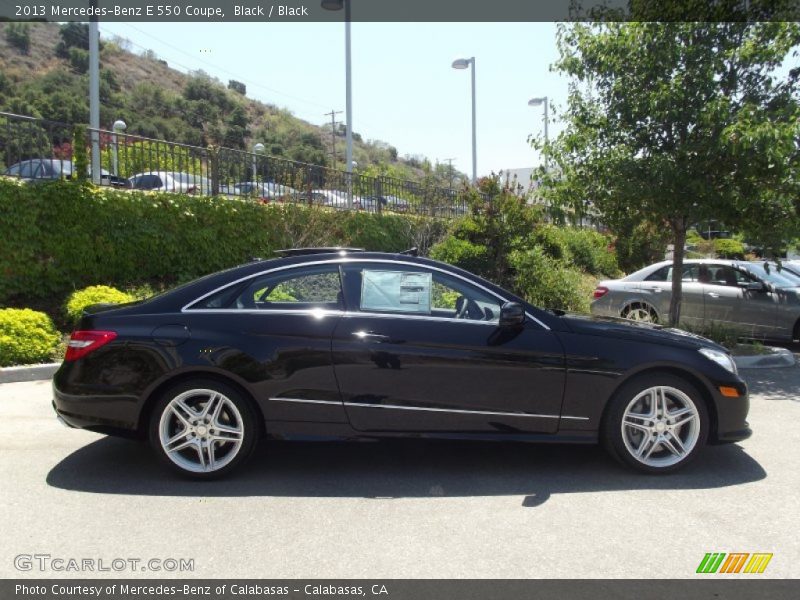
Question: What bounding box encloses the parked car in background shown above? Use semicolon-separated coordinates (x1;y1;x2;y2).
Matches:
774;260;800;281
359;195;388;212
53;248;750;478
306;189;363;210
129;171;210;195
222;181;298;202
592;259;800;341
233;181;299;201
4;159;130;188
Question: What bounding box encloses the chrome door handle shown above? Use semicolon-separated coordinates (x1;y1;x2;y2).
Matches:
648;287;662;293
707;292;720;298
353;331;391;342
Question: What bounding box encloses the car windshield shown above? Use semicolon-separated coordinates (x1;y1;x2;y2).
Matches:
744;263;799;288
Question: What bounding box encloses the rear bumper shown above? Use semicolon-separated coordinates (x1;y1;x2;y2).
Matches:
52;364;143;437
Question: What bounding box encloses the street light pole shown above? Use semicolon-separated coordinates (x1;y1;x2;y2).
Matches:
528;96;549;172
322;0;354;208
111;120;126;177
344;0;353;177
89;2;100;184
253;142;265;184
452;57;477;185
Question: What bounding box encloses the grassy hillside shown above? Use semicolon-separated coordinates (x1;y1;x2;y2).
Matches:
0;22;459;184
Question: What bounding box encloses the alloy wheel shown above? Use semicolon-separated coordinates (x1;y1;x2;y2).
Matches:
158;388;245;474
623;303;657;323
620;385;700;468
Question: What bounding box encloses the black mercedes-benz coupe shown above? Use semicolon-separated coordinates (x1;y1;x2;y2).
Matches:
53;248;751;478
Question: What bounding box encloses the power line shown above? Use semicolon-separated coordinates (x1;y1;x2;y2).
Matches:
113;23;332;112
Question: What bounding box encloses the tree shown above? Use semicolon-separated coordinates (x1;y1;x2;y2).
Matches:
55;23;90;59
228;80;247;96
543;21;800;326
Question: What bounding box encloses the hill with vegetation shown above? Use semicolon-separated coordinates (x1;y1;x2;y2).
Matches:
0;21;461;185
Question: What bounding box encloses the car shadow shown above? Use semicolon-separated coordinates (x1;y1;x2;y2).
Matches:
46;438;765;505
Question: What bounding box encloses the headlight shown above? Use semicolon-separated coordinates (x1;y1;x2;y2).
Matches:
698;347;737;375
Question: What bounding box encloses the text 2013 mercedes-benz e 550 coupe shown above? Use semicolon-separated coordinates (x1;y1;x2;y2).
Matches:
53;249;751;478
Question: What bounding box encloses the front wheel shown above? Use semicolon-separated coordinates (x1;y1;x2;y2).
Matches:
602;374;709;474
149;380;258;479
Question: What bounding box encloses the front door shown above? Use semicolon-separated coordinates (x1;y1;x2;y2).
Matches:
702;264;777;338
331;261;566;434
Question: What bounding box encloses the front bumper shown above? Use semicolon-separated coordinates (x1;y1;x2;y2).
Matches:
709;379;751;445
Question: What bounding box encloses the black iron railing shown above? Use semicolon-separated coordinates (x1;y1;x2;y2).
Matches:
0;111;476;218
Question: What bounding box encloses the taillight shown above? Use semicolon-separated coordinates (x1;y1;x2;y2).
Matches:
65;330;117;362
592;286;609;299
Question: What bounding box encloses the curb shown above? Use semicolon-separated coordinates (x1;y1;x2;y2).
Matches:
0;363;60;384
734;347;796;369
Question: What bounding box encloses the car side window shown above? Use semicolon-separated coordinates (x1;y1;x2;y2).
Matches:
645;266;670;281
19;161;35;178
342;264;501;322
190;265;343;311
707;265;754;287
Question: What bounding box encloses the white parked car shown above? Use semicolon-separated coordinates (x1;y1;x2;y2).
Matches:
129;171;210;195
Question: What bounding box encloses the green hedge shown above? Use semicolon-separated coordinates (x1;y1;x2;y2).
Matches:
0;308;61;366
65;285;135;324
0;178;443;305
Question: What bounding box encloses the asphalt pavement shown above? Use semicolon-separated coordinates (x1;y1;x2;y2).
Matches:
0;366;798;578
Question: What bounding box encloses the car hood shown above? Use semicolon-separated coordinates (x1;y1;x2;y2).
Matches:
559;312;728;353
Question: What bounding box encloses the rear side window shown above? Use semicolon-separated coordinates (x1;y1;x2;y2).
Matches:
646;265;702;282
644;266;670;281
189;265;343;311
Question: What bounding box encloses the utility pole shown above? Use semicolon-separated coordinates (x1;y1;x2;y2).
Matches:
324;109;342;169
443;157;456;188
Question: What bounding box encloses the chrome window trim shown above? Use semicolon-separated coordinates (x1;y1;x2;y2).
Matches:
268;397;588;421
181;258;551;330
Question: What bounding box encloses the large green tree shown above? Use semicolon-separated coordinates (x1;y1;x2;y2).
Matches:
543;21;800;326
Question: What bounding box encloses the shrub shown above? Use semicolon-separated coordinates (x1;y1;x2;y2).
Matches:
0;309;61;367
65;285;135;324
5;23;31;55
531;225;571;262
509;247;592;313
0;179;429;305
560;228;620;277
429;237;491;277
714;238;745;259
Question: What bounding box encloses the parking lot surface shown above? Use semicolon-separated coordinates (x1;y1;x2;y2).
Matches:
1;366;798;578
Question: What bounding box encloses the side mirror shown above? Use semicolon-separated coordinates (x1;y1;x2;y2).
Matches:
499;302;525;328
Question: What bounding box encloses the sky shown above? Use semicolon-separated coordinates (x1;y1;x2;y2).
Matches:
97;22;569;178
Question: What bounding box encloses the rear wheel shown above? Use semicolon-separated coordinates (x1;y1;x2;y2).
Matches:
602;374;708;474
621;302;659;323
149;380;258;479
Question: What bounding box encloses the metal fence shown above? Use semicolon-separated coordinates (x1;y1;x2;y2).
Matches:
0;111;473;218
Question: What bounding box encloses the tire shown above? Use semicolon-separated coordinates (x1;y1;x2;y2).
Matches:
621;302;659;323
149;379;258;479
602;373;709;474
